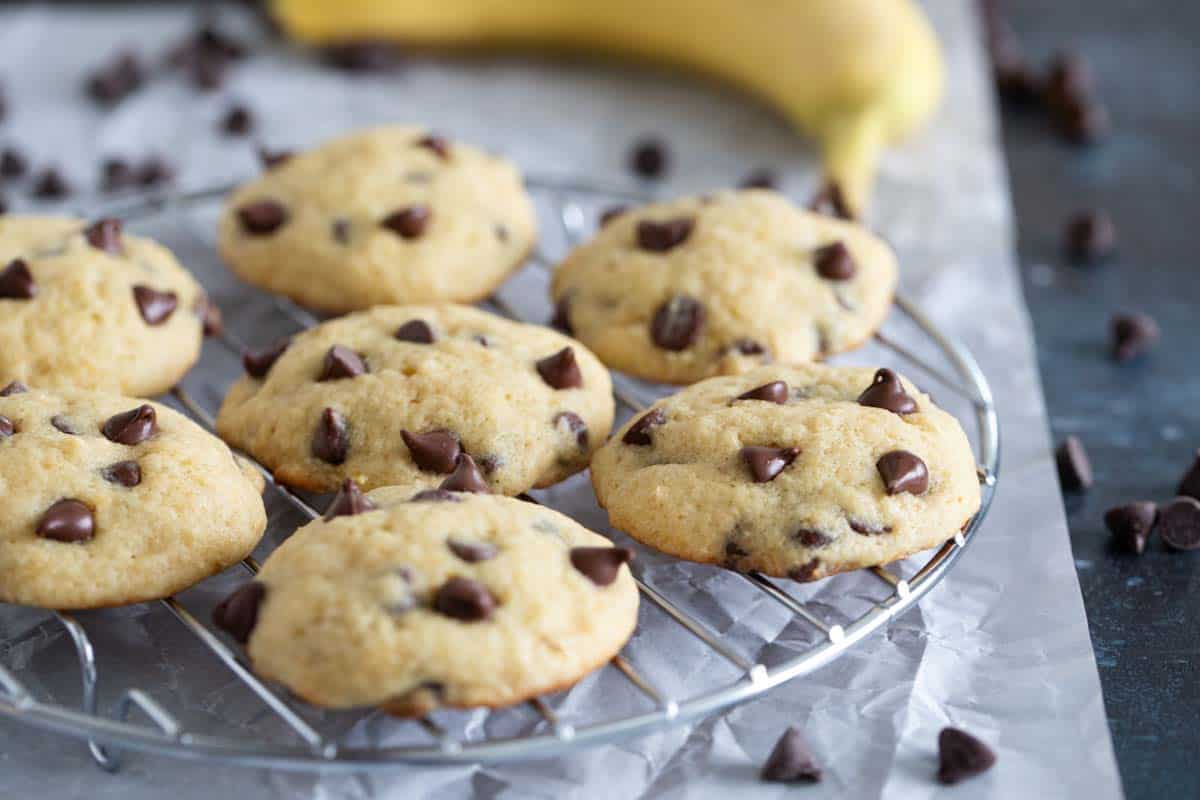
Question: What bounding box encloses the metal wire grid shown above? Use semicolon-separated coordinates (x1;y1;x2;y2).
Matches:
0;174;999;771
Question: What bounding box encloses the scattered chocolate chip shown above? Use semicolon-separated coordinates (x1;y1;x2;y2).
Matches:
995;57;1042;107
742;446;800;483
794;529;833;548
1045;50;1094;111
84;218;124;255
650;295;705;350
167;25;248;87
0;148;27;180
629;137;668;179
550;296;573;335
761;727;822;783
416;134;450;159
1064;210;1116;263
312;408;349;465
536;347;583;390
257;146;293;170
381;206;431;239
553;411;589;449
599;205;628;227
194;294;223;337
0;415;12;438
636;217;694;252
50;415;78;434
0;381;28;396
0;259;36;300
100;158;135;193
1111;312;1159;362
32;168;70;199
808;180;855;221
318;345;368;381
1177;451;1200;500
788;558;820;582
36;499;95;543
877;450;929;495
570;546;634;586
322;40;403;72
323;478;376;520
1056;99;1110;145
102;460;142;488
937;727;996;785
848;519;893;536
736;381;788;404
814;241;856;281
857;368;918;415
221;104;254;136
133;285;178;325
402;429;461;474
623;407;666;446
212;582;265;644
1104;501;1157;555
1158;497;1200;551
237;200;288;235
740;168;778;190
433;576;495;621
243;338;290;378
85;51;144;106
395;319;435;344
448;539;498;563
135;157;174;188
102;404;157;445
409;488;462;503
1055;435;1092;491
438;453;490;494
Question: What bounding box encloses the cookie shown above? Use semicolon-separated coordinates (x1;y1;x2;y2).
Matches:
217;126;537;314
0;216;208;396
589;364;981;581
551;189;898;384
215;304;614;494
0;387;267;609
215;487;638;713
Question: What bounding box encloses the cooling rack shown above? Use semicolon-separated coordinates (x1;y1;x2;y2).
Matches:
0;173;999;772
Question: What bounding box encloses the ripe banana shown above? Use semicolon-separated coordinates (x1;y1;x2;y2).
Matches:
270;0;944;213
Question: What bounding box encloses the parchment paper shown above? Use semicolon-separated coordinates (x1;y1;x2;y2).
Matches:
0;2;1122;797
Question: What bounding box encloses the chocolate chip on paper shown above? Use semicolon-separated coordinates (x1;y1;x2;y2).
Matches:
1055;435;1092;492
629;137;668;179
760;726;822;783
1104;501;1157;555
1110;312;1158;362
937;726;996;785
1158;497;1200;552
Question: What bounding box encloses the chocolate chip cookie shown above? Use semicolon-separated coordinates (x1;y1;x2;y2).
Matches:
551;189;898;384
215;304;614;494
0;216;208;395
215;487;638;713
217;126;537;314
0;387;267;609
590;364;981;581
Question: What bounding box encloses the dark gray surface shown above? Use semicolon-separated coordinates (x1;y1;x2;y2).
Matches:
999;2;1199;797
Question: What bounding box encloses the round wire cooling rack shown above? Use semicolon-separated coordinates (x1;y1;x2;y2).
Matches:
0;173;999;772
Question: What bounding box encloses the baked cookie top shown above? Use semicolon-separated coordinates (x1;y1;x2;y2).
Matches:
0;216;207;396
217;126;537;314
0;386;267;609
550;190;898;384
590;364;981;581
217;487;638;713
216;304;614;494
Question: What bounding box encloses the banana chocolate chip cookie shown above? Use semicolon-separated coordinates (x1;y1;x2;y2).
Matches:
0;216;211;396
212;486;638;714
0;386;267;609
215;304;614;494
217;126;537;314
551;189;898;385
589;364;981;581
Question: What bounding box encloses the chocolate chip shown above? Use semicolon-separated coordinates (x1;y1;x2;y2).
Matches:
331;219;351;244
623;407;665;446
740;169;778;190
0;415;12;438
1064;210;1116;263
742;446;800;483
1158;497;1200;552
237;200;288;235
221;104;254;136
381;206;431;239
736;381;787;404
553;411;589;449
1111;312;1159;362
536;347;583;390
0;381;28;396
995;57;1042;107
395;319;435;344
794;529;833;548
50;415;78;435
318;345;368;381
257;146;293;170
321;40;403;72
636;217;694;252
133;285;178;325
409;488;462;503
494;223;509;243
323;478;376;520
85;51;144;106
761;727;822;783
570;546;634;586
83;217;124;255
433;576;495;621
848;519;893;536
937;727;996;785
808;180;855;221
1177;451;1200;500
242;338;290;378
788;558;820;582
0;148;27;179
100;158;135;193
1056;100;1110;146
102;460;142;488
550;296;573;335
729;339;768;357
599;205;628;227
401;429;461;474
813;241;855;281
650;295;705;350
416;134;450;159
167;25;248;90
102;404;157;445
857;368;918;415
212;582;266;644
0;259;36;300
629;137;668;179
32;168;70;200
438;453;490;494
1045;50;1094;112
194;294;223;337
723;537;750;568
1104;501;1157;555
135;157;174;188
312;408;349;465
476;454;503;475
448;539;498;563
36;499;95;543
877;450;929;495
1055;436;1092;491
